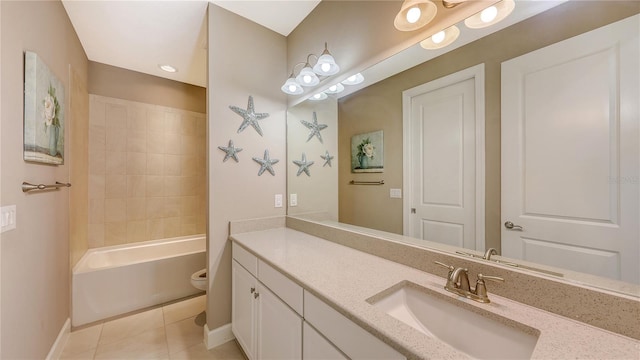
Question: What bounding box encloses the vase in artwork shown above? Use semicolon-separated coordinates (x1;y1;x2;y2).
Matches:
359;155;369;169
49;125;59;156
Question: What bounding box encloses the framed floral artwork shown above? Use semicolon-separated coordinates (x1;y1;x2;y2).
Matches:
351;130;384;173
23;51;65;165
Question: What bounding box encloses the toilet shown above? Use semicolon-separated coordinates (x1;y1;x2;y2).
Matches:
190;268;207;291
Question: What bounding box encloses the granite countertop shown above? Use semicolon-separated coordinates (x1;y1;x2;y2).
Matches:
230;227;640;360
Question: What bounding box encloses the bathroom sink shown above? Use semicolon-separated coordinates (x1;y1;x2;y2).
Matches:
368;282;539;360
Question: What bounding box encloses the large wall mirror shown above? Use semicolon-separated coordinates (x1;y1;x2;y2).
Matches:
286;0;640;297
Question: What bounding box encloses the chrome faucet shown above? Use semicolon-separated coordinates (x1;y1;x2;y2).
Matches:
435;261;504;303
483;248;498;260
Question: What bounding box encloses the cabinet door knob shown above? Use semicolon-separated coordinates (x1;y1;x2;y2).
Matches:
250;287;255;294
254;292;259;299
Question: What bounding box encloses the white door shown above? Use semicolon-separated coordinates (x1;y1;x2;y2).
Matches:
403;65;485;250
501;15;639;284
256;283;302;360
231;260;257;359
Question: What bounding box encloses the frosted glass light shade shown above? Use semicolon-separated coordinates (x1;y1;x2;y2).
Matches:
281;77;304;95
465;0;515;29
420;25;460;50
309;92;328;101
341;73;364;86
313;54;340;76
325;83;345;94
394;0;437;32
296;65;320;87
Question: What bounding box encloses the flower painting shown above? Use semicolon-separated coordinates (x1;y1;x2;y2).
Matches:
24;51;65;165
351;130;384;173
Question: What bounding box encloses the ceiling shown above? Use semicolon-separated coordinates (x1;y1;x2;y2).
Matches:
62;0;320;88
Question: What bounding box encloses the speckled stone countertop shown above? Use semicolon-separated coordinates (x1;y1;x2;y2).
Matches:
231;227;640;360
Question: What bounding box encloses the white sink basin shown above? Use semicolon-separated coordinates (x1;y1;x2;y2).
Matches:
368;282;539;360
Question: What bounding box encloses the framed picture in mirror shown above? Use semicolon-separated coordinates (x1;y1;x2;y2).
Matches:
351;130;383;173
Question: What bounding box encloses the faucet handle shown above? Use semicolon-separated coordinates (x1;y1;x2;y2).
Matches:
474;274;505;303
434;261;454;272
477;274;504;282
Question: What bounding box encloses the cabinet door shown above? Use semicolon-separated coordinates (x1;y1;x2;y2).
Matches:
232;260;257;360
303;322;347;360
257;283;302;360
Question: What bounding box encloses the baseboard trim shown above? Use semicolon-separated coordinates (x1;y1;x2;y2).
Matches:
46;318;70;360
204;323;235;350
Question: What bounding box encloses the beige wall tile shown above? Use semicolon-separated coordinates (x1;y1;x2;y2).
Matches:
105;198;126;223
126;221;147;243
164;217;181;238
164;155;181;176
181;115;196;136
127;198;146;221
195;116;206;138
146;176;164;197
164;133;181;155
89;126;106;153
128;105;147;132
105;103;127;128
147;154;163;175
181;176;197;196
104;222;127;246
164;176;182;197
127;152;146;175
165;197;181;218
127;130;147;153
181;224;197;236
181;155;197;176
106;127;127;152
89;174;105;199
90;98;106;128
165;113;182;134
181;135;197;155
88;224;105;248
89;150;106;175
146;197;165;219
127;175;146;198
105;175;126;198
147;131;164;154
181;197;197;217
147;219;164;240
89;198;105;224
147;109;165;133
105;151;126;175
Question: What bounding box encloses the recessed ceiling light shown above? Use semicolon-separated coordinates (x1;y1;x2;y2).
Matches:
159;64;178;73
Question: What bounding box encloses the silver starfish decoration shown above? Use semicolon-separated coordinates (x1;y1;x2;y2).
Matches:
218;140;243;162
252;150;279;176
293;153;314;177
301;111;328;143
320;150;334;167
229;95;270;136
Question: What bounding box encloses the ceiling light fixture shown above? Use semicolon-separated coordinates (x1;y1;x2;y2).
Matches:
464;0;515;29
324;83;345;94
159;64;178;73
441;0;467;9
394;0;437;32
420;25;460;50
341;73;364;86
309;92;328;101
281;43;340;95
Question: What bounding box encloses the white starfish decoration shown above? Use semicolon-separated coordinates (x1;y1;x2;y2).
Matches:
293;153;314;177
218;140;243;162
229;95;270;136
300;111;328;143
252;149;279;176
320;150;334;167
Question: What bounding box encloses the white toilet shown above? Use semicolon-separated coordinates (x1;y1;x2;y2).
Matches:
190;268;207;291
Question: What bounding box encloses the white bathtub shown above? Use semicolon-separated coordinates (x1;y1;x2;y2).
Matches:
72;235;206;326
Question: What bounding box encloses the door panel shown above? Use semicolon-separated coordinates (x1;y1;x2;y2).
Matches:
231;260;257;359
501;15;639;283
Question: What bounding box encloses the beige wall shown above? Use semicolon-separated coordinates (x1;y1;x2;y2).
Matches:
0;1;88;358
338;1;640;248
287;99;338;220
89;61;206;114
207;4;287;330
87;95;206;248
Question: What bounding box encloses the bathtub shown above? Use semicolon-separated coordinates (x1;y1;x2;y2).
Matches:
72;235;206;326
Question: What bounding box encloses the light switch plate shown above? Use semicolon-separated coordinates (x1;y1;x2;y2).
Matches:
1;205;17;233
290;194;298;207
390;188;402;199
275;194;283;208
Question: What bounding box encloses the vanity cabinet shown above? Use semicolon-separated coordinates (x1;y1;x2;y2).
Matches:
232;243;302;360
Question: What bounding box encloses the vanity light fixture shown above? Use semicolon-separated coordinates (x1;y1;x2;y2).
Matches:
309;92;328;101
341;73;364;86
420;25;460;50
441;0;467;9
394;0;437;32
281;43;340;95
464;0;515;29
324;83;345;94
158;64;177;73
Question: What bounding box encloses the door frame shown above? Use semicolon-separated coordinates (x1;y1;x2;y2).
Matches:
402;64;486;251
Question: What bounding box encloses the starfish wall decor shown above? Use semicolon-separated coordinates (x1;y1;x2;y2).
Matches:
300;111;328;143
293;153;314;177
218;140;243;162
229;95;270;136
252;149;279;176
320;150;334;167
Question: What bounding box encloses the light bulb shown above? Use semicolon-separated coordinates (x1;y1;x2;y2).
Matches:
406;7;421;24
480;6;498;23
431;31;445;44
303;75;312;84
348;75;357;82
321;63;331;72
288;84;297;92
313;94;322;99
329;85;337;92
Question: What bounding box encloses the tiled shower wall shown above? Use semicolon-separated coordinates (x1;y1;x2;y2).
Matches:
88;95;206;248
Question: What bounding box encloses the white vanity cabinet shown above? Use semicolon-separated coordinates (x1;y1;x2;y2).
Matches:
232;243;303;360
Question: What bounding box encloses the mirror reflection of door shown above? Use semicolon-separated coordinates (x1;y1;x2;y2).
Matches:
501;15;639;284
403;65;485;251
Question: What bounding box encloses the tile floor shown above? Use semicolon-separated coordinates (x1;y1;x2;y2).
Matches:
60;295;245;360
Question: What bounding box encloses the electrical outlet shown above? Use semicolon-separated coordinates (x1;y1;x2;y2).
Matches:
390;188;402;199
275;194;283;208
290;194;298;207
1;205;17;233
